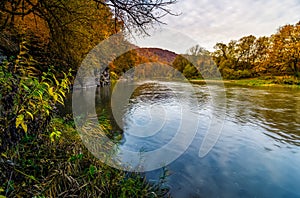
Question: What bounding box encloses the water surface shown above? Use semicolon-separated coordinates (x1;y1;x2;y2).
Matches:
95;81;300;197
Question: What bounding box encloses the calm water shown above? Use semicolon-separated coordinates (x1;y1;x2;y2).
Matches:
94;81;300;197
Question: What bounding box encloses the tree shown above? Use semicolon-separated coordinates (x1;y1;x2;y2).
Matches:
252;36;270;74
212;41;239;79
187;44;208;56
0;0;177;71
110;50;139;77
186;45;217;78
172;55;190;73
0;0;177;31
211;21;300;79
236;35;256;70
183;63;199;79
268;23;300;76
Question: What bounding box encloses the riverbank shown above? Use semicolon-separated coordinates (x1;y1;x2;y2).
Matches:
0;115;169;197
190;76;300;88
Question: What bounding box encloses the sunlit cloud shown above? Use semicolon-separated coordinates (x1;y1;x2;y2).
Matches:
133;0;300;52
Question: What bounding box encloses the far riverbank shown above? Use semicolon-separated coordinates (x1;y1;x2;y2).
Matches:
190;76;300;88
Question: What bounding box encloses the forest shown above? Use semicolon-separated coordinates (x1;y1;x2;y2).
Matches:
0;0;299;197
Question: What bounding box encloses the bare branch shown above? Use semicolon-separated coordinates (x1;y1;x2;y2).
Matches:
94;0;178;33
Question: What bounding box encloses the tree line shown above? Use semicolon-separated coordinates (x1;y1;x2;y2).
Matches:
212;21;300;79
110;21;300;81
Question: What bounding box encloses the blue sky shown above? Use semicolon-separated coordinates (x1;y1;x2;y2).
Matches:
130;0;300;53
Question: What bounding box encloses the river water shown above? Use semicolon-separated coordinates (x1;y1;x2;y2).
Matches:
75;80;300;197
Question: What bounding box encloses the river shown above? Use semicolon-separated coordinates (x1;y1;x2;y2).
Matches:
72;80;300;197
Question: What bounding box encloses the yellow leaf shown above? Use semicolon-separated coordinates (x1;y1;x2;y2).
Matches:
26;111;34;120
57;98;64;105
1;153;7;158
53;94;58;102
29;101;36;109
53;74;59;86
21;122;28;133
57;94;64;105
50;131;62;142
49;133;55;142
37;90;43;100
43;82;50;88
48;87;54;97
16;114;24;128
59;90;66;97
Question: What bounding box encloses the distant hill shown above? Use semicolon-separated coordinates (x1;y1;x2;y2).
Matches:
135;48;178;65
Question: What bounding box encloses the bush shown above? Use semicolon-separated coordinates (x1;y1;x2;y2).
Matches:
220;68;235;79
0;40;72;152
240;70;252;78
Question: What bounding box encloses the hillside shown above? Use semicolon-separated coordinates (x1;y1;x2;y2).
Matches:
135;47;178;65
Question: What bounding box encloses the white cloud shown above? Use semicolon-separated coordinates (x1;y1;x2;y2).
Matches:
132;0;300;52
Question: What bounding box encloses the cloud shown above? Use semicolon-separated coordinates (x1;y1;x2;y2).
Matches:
160;0;300;51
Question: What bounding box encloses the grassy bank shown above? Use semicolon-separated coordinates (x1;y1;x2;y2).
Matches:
0;116;170;197
190;76;300;88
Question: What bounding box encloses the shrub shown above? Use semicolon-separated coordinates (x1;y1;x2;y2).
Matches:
240;70;252;78
0;40;72;152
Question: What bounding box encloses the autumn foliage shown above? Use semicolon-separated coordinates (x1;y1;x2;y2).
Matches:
212;22;300;79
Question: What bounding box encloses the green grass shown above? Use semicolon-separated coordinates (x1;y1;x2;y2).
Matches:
190;76;300;88
229;76;300;88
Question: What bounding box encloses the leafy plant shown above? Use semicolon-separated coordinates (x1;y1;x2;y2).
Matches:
0;39;72;151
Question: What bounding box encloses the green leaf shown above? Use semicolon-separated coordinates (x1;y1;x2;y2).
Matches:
22;83;30;92
29;175;36;181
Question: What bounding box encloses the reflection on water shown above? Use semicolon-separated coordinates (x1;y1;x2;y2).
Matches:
225;85;300;146
94;81;300;197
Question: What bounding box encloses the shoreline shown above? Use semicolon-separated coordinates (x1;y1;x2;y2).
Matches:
189;78;300;89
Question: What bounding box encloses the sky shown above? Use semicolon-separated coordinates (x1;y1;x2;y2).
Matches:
129;0;300;53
